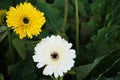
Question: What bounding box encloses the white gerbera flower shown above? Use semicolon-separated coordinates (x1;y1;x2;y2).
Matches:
32;35;76;78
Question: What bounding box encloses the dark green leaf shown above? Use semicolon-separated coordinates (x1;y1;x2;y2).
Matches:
0;26;7;33
67;68;76;75
85;49;120;79
103;58;120;77
0;26;7;42
90;0;106;16
12;39;26;60
75;57;102;80
0;0;12;9
91;25;120;57
36;0;60;32
8;59;37;80
0;31;7;42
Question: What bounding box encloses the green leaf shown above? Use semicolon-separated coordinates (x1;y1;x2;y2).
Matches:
90;0;107;16
85;49;120;79
96;77;115;80
75;57;102;80
78;0;87;17
12;39;26;60
0;26;7;33
0;26;7;42
91;25;120;57
0;0;12;9
0;31;7;42
109;0;120;25
67;68;76;75
25;40;36;58
103;58;120;77
76;48;120;80
8;59;37;80
36;0;60;32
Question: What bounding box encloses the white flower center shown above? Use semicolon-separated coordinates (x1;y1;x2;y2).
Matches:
50;52;59;60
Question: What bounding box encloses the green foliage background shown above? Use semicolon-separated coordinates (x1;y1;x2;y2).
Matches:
0;0;120;80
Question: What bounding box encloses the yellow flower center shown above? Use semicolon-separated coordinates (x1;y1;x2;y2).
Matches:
21;16;30;26
51;52;59;60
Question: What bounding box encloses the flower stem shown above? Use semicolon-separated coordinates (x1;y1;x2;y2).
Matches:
59;76;63;80
75;0;79;52
61;0;68;32
7;28;14;63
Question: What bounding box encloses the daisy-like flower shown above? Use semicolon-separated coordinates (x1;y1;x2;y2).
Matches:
33;35;76;78
6;2;46;39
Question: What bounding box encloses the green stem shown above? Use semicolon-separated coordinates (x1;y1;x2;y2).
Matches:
59;76;63;80
75;0;79;52
7;28;14;63
61;0;68;32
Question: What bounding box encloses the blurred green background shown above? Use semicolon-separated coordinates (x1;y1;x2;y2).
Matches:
0;0;120;80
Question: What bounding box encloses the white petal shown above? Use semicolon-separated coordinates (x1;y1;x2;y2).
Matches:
36;62;45;68
43;65;54;76
60;65;67;73
69;49;76;58
65;49;76;59
57;67;63;77
54;68;59;78
67;43;72;49
65;59;75;70
32;55;41;62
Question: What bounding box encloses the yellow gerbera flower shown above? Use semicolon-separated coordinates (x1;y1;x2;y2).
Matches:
6;2;46;39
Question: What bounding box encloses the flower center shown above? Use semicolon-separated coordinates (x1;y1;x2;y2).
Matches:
51;52;59;60
23;17;29;24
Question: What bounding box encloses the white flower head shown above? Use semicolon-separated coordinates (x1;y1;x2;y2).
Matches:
33;35;76;78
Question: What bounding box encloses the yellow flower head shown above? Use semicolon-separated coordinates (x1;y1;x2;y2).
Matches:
6;2;46;39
